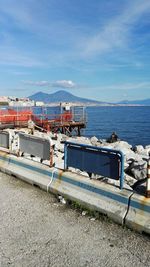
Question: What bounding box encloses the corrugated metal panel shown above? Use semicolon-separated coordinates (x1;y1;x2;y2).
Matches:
19;133;50;160
64;142;124;190
0;131;9;149
66;145;120;179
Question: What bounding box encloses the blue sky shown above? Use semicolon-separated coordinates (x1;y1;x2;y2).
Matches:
0;0;150;102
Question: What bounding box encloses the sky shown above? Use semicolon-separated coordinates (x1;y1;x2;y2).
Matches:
0;0;150;102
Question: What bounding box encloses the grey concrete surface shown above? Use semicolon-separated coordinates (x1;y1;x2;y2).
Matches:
0;172;150;267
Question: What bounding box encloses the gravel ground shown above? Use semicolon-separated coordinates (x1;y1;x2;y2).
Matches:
0;172;150;267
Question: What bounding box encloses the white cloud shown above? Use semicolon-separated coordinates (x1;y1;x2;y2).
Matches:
52;80;76;88
0;0;37;30
23;80;76;88
82;0;150;57
23;81;50;86
0;0;149;72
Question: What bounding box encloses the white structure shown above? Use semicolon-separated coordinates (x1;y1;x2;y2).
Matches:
0;96;9;105
35;101;44;107
9;100;35;107
60;102;71;111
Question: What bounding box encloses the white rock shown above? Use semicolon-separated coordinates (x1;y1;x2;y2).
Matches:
113;141;132;150
70;136;91;145
75;169;89;177
58;195;66;204
55;133;62;142
61;198;66;204
133;145;149;158
125;152;143;162
90;136;98;146
144;147;150;156
145;145;150;149
101;141;133;157
134;145;144;154
61;134;68;142
90;218;96;221
124;174;137;188
55;143;64;153
82;211;87;216
129;160;147;180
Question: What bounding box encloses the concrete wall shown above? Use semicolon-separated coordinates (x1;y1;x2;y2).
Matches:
0;151;149;234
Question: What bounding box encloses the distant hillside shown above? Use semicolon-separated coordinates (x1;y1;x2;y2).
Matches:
117;99;150;105
28;90;150;106
29;90;107;104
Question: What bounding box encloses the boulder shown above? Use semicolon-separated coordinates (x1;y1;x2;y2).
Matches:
70;136;91;145
133;145;149;158
144;146;150;156
61;134;68;142
124;174;137;188
133;145;145;154
55;143;64;153
128;160;147;180
124;162;130;172
113;140;132;150
90;136;98;146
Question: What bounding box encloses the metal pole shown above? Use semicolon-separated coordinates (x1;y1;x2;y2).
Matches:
64;143;68;170
50;145;54;168
60;102;62;124
146;154;150;198
120;153;124;190
17;106;18;126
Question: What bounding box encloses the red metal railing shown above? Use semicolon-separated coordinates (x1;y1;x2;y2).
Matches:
0;109;32;126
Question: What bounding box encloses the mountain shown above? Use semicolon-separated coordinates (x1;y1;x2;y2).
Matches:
117;99;150;105
28;90;150;106
29;90;107;104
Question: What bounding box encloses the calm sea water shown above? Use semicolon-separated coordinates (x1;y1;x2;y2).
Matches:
83;106;150;147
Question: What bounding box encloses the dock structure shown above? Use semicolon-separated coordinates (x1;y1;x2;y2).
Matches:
0;105;87;136
32;106;87;136
39;120;85;136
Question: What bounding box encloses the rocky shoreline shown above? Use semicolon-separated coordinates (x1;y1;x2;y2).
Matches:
7;128;150;190
39;131;149;190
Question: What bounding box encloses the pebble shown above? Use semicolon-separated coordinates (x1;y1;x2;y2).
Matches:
58;195;67;204
82;211;87;216
90;218;96;221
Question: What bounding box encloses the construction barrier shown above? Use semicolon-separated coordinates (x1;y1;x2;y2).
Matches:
0;149;150;234
18;133;51;161
64;142;124;189
0;131;9;149
0;108;32;126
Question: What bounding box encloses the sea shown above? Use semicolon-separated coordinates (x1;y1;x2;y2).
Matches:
83;106;150;147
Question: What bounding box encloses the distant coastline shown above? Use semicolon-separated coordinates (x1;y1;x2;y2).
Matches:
0;101;149;108
0;90;150;107
28;90;150;107
43;102;150;107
